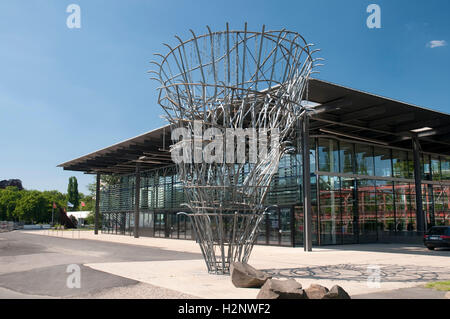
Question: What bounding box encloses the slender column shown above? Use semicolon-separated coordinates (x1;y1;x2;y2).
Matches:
301;115;313;251
134;163;141;238
94;173;101;235
412;136;425;233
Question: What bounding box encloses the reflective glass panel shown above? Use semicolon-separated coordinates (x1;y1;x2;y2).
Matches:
319;176;340;245
374;147;392;177
357;179;377;242
392;150;410;179
318;138;339;173
422;155;431;180
376;180;394;236
441;156;450;181
355;144;374;176
431;156;441;181
341;177;356;244
339;141;354;174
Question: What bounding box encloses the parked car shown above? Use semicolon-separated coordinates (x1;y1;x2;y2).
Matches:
424;226;450;250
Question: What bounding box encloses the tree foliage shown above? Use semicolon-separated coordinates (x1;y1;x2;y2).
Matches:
0;187;24;220
14;191;48;223
67;176;80;211
0;176;94;223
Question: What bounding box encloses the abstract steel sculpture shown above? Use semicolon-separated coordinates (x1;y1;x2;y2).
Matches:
151;23;321;274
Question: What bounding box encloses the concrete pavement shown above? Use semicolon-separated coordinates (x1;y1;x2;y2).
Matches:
23;230;450;299
0;231;201;298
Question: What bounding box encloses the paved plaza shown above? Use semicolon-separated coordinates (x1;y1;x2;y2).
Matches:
1;230;449;298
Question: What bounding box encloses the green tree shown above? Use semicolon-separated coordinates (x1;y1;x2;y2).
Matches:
0;186;24;221
14;191;48;223
67;176;80;211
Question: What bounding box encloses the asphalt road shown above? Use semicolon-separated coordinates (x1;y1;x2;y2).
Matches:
0;231;201;298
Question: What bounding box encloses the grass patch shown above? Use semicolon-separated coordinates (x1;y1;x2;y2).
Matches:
425;281;450;291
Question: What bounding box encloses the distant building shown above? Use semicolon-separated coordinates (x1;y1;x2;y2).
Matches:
0;179;23;190
68;211;91;226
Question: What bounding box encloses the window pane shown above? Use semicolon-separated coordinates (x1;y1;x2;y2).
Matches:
374;147;392;177
441;156;450;181
433;185;450;226
392;150;409;179
406;152;414;179
376;180;394;237
422;155;431;180
431;156;441;181
422;184;435;227
355;144;374;176
357;179;377;242
318;138;339;172
339;141;354;174
319;175;340;245
341;177;356;244
394;183;417;232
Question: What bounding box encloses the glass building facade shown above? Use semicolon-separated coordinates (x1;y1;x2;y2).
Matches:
100;136;450;246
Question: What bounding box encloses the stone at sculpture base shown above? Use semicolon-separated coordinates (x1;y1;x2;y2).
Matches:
256;279;306;299
304;284;329;299
230;262;271;288
323;285;351;299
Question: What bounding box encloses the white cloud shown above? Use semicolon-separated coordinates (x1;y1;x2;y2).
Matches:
427;40;447;48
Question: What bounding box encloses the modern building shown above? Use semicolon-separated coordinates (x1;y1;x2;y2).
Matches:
59;79;450;247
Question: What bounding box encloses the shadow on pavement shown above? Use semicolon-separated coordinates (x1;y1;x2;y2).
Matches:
263;264;450;283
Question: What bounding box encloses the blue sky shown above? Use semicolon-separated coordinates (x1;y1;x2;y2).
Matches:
0;0;449;194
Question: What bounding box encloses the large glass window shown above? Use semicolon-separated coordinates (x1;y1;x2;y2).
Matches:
357;179;377;242
376;180;395;237
257;214;268;244
441;156;450;181
394;183;408;232
319;176;340;245
339;141;354;174
318;138;339;173
392;150;410;179
433;185;450;226
355;144;374;176
422;155;432;180
341;177;356;244
280;207;292;246
422;184;435;228
374;147;392;177
431;156;441;181
404;184;417;231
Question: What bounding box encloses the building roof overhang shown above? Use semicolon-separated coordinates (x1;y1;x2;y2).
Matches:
307;79;450;155
58;78;450;174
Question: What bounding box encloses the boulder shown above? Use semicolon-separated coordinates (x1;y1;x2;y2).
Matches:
256;279;307;299
230;262;271;288
323;285;351;299
304;284;329;299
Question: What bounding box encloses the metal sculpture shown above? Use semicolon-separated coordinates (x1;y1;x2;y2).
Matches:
151;23;321;274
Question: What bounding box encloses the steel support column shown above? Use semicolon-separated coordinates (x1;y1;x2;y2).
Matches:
94;173;101;235
412;136;425;234
134;163;141;238
301;116;313;251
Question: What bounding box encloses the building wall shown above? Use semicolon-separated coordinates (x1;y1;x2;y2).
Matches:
100;137;450;246
311;136;450;245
